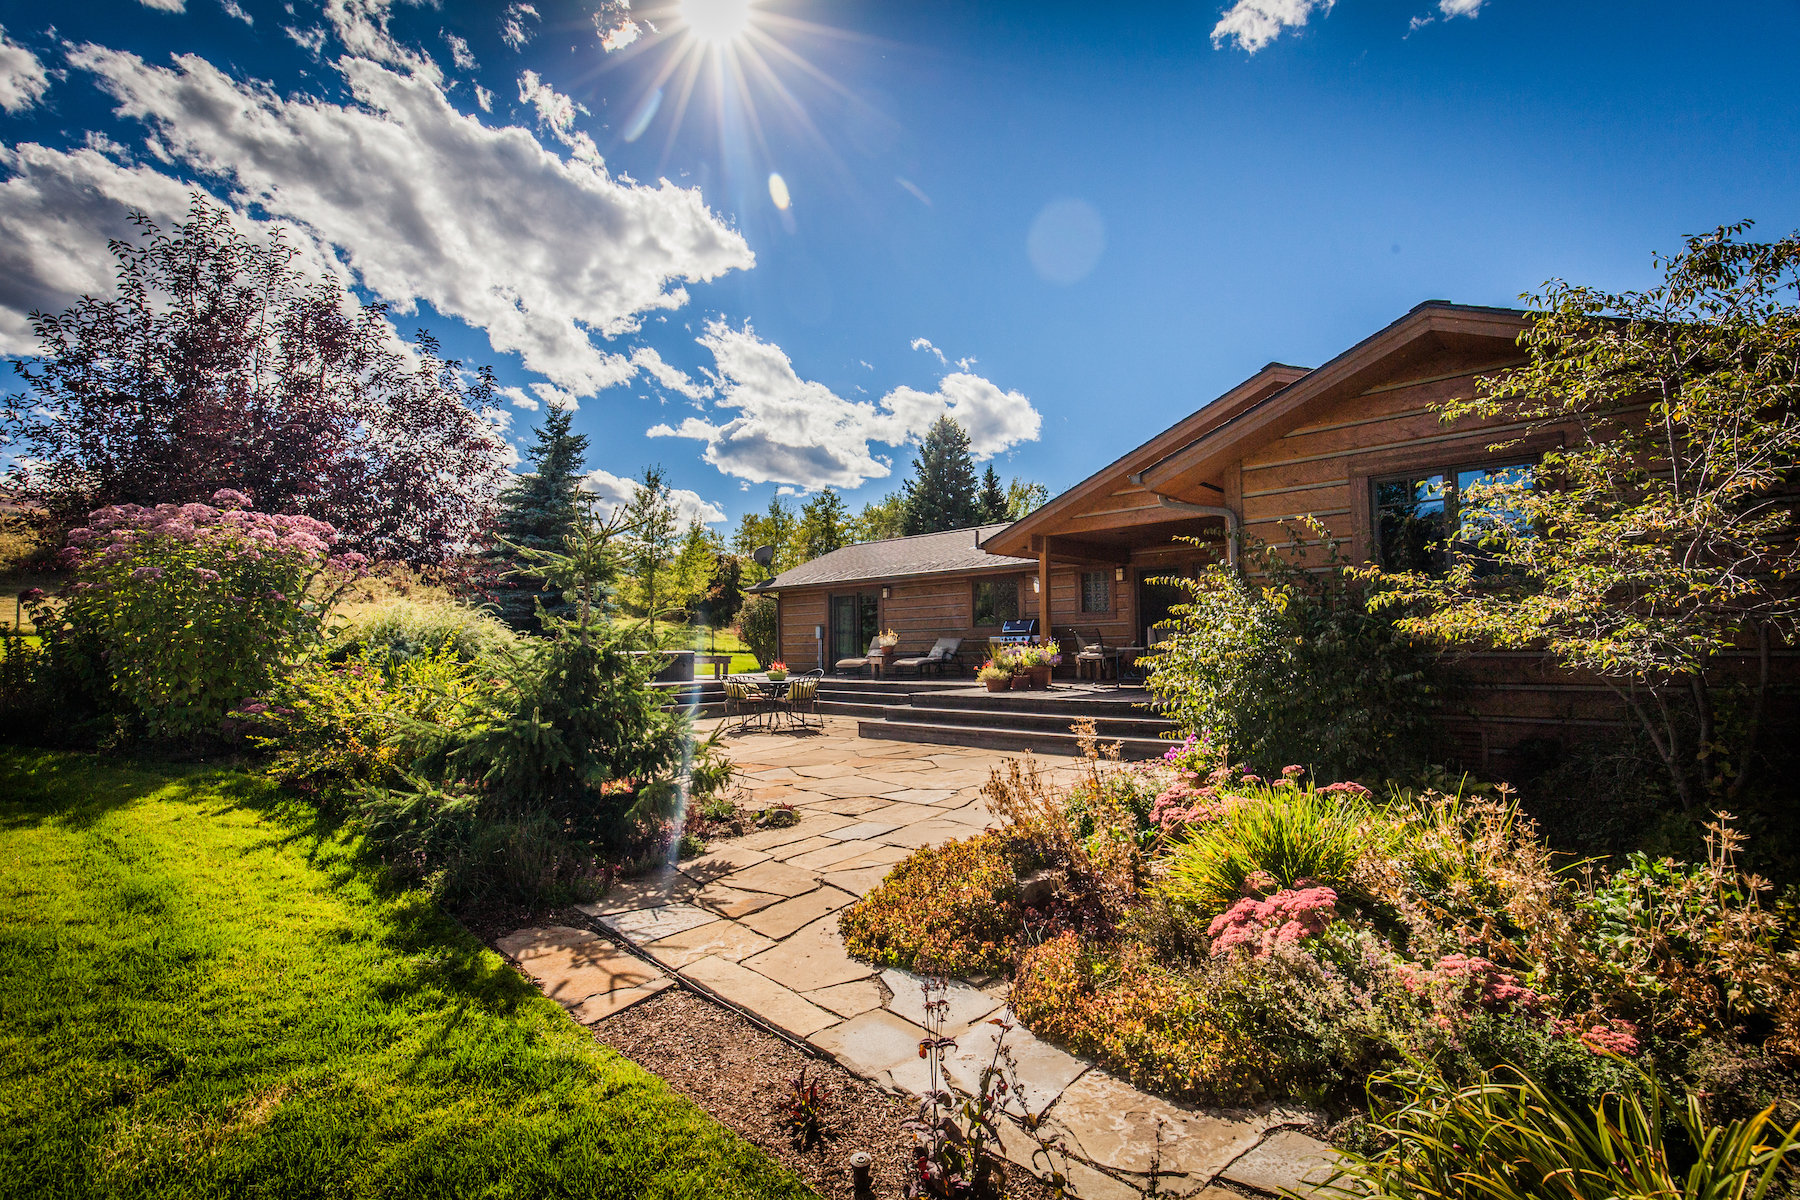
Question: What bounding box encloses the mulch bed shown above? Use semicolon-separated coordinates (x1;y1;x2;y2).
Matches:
592;987;1063;1200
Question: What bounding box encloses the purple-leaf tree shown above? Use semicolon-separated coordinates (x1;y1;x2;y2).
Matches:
3;193;508;563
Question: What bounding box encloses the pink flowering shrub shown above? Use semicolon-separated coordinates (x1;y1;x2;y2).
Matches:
1207;885;1339;958
28;491;365;736
1395;953;1545;1016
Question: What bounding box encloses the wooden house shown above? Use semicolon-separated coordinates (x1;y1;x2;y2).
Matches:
756;301;1789;772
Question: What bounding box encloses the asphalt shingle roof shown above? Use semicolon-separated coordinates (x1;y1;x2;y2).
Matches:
754;524;1032;590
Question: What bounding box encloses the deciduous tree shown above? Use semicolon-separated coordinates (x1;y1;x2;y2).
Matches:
1370;222;1800;808
3;195;506;563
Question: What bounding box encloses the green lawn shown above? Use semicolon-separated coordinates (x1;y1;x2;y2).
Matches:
0;750;815;1200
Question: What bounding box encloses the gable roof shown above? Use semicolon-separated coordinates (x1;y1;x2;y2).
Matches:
1138;301;1528;492
753;524;1032;591
977;361;1311;558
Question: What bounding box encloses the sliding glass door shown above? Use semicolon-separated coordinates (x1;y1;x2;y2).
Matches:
828;592;880;666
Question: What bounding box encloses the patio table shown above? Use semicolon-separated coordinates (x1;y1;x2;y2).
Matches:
695;653;733;679
753;677;793;730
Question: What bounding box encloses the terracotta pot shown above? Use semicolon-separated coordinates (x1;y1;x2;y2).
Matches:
1012;671;1034;691
1028;664;1052;689
983;677;1010;693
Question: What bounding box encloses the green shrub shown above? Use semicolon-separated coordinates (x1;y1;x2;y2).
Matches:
737;593;778;668
838;833;1028;977
1010;932;1277;1104
247;644;505;802
1143;530;1442;780
329;596;518;664
24;494;360;738
1157;785;1374;916
1327;1063;1800;1200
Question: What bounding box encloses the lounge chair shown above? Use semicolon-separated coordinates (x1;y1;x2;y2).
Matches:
889;636;963;678
835;637;883;677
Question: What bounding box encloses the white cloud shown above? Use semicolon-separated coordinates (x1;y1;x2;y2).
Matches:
873;372;1043;460
517;69;601;166
68;46;754;396
1408;0;1483;33
529;381;581;411
443;31;476;71
647;321;1041;492
582;468;727;526
497;386;540;411
630;345;712;400
285;25;328;54
593;1;642;52
136;0;186;11
0;144;199;354
473;83;493;111
1211;0;1334;52
0;29;49;113
322;0;442;83
500;2;538;50
910;336;975;371
222;1;254;25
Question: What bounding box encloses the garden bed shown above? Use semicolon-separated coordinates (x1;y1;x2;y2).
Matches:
595;987;1064;1200
835;730;1800;1191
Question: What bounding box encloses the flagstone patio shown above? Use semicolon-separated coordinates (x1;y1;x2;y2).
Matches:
498;716;1337;1198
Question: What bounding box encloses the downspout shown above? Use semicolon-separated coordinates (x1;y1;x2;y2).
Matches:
1126;471;1240;567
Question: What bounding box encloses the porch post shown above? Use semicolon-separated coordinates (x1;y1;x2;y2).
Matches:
1037;538;1051;645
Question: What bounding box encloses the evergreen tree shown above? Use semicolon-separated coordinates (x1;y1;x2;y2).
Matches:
483;406;590;628
902;416;981;535
793;490;849;562
978;466;1009;524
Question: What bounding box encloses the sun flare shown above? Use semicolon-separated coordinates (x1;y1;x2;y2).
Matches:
680;0;754;48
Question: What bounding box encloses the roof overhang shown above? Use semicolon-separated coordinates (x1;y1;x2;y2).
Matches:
751;557;1035;594
1138;302;1529;494
977;361;1311;559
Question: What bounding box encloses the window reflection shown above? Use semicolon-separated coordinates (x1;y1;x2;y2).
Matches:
1373;461;1533;575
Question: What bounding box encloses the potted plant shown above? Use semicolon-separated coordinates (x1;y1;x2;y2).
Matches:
976;662;1012;692
765;660;788;681
1015;644;1059;689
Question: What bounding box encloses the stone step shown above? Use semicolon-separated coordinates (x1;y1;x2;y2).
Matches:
892;703;1173;740
857;717;1169;759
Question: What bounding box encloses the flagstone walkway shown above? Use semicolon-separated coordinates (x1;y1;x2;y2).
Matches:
499;717;1338;1199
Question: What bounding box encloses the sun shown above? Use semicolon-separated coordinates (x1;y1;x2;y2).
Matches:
679;0;754;48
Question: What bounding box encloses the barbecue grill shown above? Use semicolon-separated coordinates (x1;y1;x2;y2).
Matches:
989;617;1040;648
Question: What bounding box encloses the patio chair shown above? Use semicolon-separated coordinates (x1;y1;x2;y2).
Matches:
1072;630;1119;682
723;677;771;731
888;636;963;678
834;637;883;677
784;670;825;730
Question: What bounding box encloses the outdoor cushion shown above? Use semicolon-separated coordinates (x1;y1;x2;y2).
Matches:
891;636;962;670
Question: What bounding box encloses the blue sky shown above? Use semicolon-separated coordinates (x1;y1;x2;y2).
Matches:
2;0;1797;529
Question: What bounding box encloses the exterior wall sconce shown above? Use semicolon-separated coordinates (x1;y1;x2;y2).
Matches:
1031;576;1040;593
881;586;890;599
1114;566;1125;582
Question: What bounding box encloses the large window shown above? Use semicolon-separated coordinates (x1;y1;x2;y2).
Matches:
973;577;1020;626
1374;460;1534;574
1080;570;1111;614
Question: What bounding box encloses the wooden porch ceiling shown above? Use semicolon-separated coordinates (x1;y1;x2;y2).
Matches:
1032;514;1224;565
